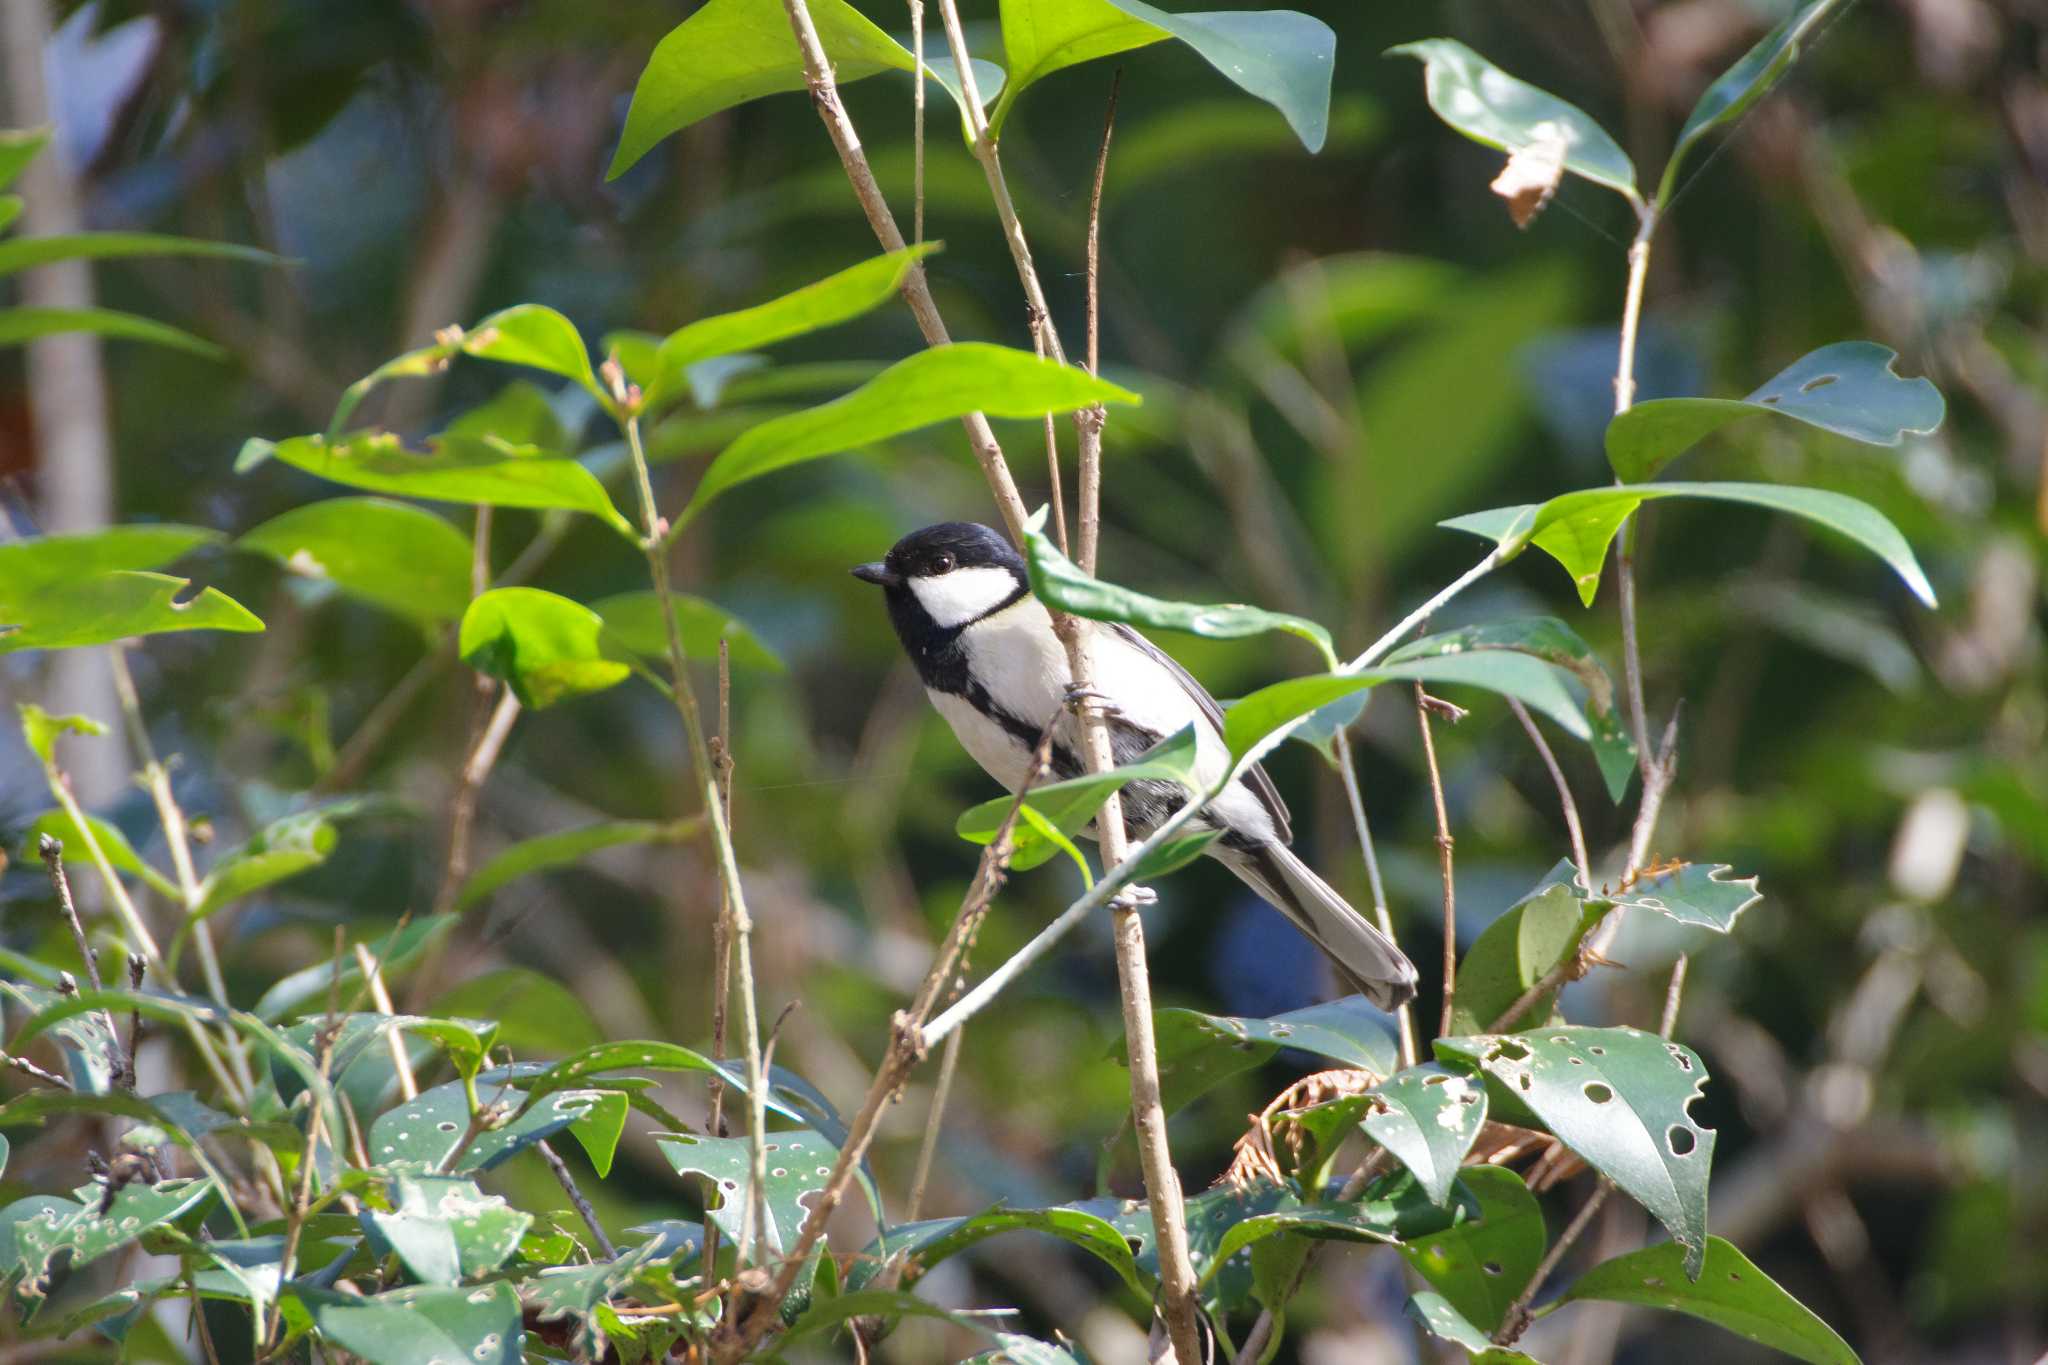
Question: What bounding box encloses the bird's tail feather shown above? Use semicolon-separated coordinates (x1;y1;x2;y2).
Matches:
1228;844;1419;1011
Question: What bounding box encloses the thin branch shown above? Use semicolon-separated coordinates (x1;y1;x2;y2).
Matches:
1612;207;1659;783
904;1026;963;1225
1495;1179;1614;1345
1416;686;1459;1038
910;0;925;246
1508;698;1591;878
431;685;522;915
39;836;104;995
704;638;737;1275
353;942;416;1103
1661;954;1690;1040
316;637;455;794
1333;730;1414;1069
536;1137;616;1259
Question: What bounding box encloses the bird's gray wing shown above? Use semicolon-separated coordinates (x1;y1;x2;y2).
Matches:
1107;621;1293;845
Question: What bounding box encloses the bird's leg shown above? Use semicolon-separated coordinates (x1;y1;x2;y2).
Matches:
1063;683;1123;723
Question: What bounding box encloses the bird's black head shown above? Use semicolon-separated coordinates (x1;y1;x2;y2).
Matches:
853;523;1029;655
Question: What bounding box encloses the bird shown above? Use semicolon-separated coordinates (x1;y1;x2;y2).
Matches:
852;521;1419;1010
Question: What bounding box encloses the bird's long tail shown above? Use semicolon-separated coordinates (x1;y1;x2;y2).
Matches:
1225;843;1420;1010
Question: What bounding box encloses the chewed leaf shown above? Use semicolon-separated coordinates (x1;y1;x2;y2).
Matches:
1401;1166;1545;1335
656;1128;870;1257
1388;39;1637;204
1607;861;1762;933
1357;1065;1489;1206
1438;1026;1715;1277
0;572;262;655
1607;342;1945;482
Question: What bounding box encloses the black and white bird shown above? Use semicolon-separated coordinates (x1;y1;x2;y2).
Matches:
853;521;1419;1010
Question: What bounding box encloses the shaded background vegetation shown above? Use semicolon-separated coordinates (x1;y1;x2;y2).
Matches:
1;0;2043;1359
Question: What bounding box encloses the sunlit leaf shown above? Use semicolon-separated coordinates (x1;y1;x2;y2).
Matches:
238;497;473;627
1607;861;1762;933
1144;996;1398;1115
360;1176;531;1285
678;343;1138;524
368;1077;618;1174
590;590;784;672
1388;39;1637;204
306;1281;520;1365
0;572;262;655
13;1179;215;1300
17;704;108;768
22;809;180;902
1441;481;1938;609
863;1204;1146;1297
1448;863;1605;1035
1437;1026;1715;1277
1400;1166;1545;1334
955;724;1201;871
459;588;632;709
1659;0;1848;207
657;1128;866;1256
1405;1290;1540;1361
0;525;219;604
1549;1235;1859;1363
0;128;50;191
1607;342;1945;482
238;433;635;539
1354;1065;1489;1206
193;807;342;918
992;0;1337;153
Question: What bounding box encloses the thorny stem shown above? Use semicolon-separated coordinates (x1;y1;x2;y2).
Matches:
1416;686;1459;1038
1508;698;1592;879
537;1137;616;1259
1334;730;1414;1069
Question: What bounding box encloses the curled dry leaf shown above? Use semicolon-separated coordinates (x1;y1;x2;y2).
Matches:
1490;127;1569;228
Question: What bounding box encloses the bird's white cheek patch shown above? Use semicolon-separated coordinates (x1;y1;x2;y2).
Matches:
909;566;1019;628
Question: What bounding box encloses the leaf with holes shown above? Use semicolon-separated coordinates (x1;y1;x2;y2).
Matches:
239;434;635;539
1191;1178;1455;1309
1442;481;1937;609
1357;1065;1490;1206
1608;342;1944;482
1405;1290;1542;1361
0;572;262;655
1449;863;1607;1035
367;1079;619;1174
1388;39;1637;204
677;344;1139;526
1549;1235;1859;1364
1659;0;1847;206
238;497;473;627
1025;522;1336;665
956;724;1202;871
306;1282;520;1365
1401;1166;1546;1336
14;1179;215;1301
857;1203;1145;1297
1438;1026;1715;1277
1389;619;1636;801
993;0;1335;151
360;1177;530;1286
968;1334;1090;1365
520;1243;671;1359
656;1129;862;1257
1143;996;1399;1116
0;980;124;1094
1609;862;1762;933
460;588;633;709
590;591;784;673
22;809;180;902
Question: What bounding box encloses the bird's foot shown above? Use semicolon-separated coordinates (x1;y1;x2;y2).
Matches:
1115;884;1158;907
1063;684;1123;722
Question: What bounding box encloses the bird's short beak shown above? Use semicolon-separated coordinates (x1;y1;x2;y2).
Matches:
851;562;900;588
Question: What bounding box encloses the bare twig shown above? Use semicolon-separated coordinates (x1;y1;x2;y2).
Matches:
1508;698;1592;878
703;638;737;1276
904;1026;964;1224
1661;954;1690;1040
38;836;104;994
0;1050;70;1091
259;931;345;1355
1333;730;1415;1068
1495;1178;1614;1345
1416;686;1459;1038
353;942;416;1103
537;1137;616;1259
910;0;925;246
432;685;522;915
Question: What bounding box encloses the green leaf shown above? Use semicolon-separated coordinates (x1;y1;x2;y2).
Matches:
432;971;605;1056
455;820;700;911
1389;618;1636;801
863;1204;1146;1297
1124;828;1222;880
368;1078;620;1174
0;305;223;358
0;981;124;1094
1221;652;1592;769
0;572;263;654
22;810;180;902
677;343;1139;524
446;379;572;449
657;1128;863;1256
644;244;940;408
408;1018;500;1082
0;128;50;191
307;1281;520;1365
0;231;276;279
0;525;220;603
1388;38;1638;204
1606;342;1945;482
1608;862;1762;933
459;588;632;709
1404;1291;1540;1361
1550;1235;1859;1364
325;339;466;441
461;304;603;402
589;590;784;672
1024;522;1335;665
1441;481;1938;609
1437;1026;1715;1277
255;916;456;1020
993;0;1337;153
609;0;999;177
238;497;473;626
955;724;1202;872
17;704;108;767
1401;1167;1545;1335
238;433;635;539
361;1176;531;1285
1356;1065;1489;1206
193;807;341;917
1145;996;1399;1115
13;1179;215;1299
1659;0;1846;207
1448;863;1606;1035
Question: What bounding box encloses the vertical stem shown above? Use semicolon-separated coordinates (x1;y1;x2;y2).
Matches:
1415;686;1458;1038
909;0;925;246
1660;954;1690;1039
1613;209;1659;780
354;942;416;1102
1508;698;1592;879
1334;730;1415;1069
904;1025;963;1224
703;640;737;1274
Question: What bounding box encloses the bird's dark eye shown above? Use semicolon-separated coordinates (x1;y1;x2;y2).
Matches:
931;552;956;573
